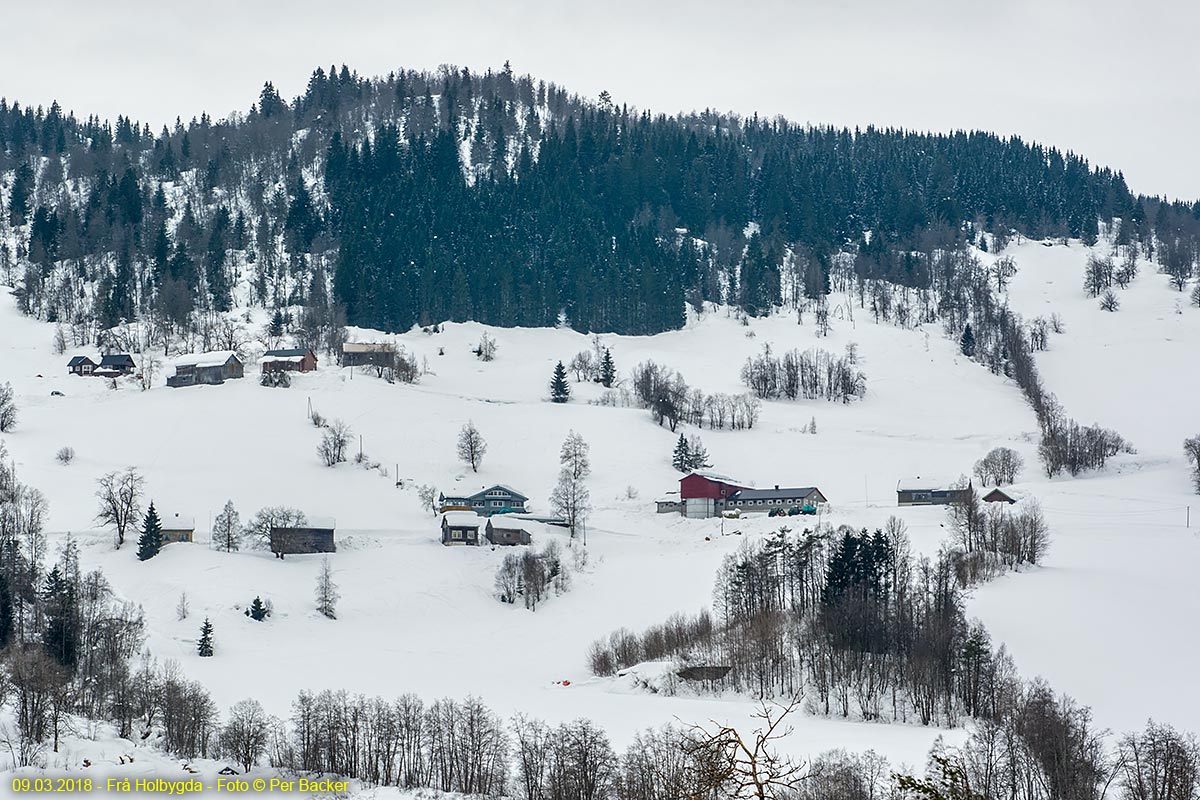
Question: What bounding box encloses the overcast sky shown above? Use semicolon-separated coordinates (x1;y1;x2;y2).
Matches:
4;0;1196;199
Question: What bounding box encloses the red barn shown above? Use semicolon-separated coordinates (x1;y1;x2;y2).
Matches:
679;471;749;518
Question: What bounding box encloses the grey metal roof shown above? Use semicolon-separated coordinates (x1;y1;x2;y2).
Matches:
99;353;135;367
68;355;96;366
729;487;822;502
264;348;311;357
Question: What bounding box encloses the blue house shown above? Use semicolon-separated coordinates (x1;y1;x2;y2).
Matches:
439;485;529;516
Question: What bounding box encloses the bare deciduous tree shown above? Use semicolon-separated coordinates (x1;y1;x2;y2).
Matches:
95;467;144;548
315;557;339;619
684;697;812;799
0;382;16;432
457;421;487;472
222;699;272;773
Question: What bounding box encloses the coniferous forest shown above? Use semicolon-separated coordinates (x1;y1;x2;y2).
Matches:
2;63;1198;340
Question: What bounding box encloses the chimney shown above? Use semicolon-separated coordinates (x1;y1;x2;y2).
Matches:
774;484;779;491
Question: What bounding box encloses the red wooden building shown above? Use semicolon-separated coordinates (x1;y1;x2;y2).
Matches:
678;471;749;518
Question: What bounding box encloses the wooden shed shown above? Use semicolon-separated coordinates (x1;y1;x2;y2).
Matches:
981;487;1019;504
485;519;532;546
270;521;336;558
168;351;245;387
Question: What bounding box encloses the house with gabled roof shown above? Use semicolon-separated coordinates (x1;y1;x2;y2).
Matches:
439;485;529;516
441;512;483;545
68;355;98;376
98;353;136;375
896;477;973;506
261;347;317;374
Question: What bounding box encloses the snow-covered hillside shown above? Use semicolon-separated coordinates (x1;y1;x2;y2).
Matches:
0;238;1197;774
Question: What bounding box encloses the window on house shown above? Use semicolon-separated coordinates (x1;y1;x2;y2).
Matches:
451;530;462;539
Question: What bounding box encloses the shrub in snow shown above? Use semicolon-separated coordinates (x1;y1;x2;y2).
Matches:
56;446;75;465
318;419;351;466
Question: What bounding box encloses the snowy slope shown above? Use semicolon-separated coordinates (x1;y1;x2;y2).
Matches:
0;238;1196;771
969;240;1200;733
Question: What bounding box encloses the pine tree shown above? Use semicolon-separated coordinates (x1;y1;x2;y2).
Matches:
268;309;285;338
136;502;164;561
198;617;214;657
671;434;691;472
550;361;570;403
599;348;616;388
686;435;712;470
248;596;269;622
960;323;976;358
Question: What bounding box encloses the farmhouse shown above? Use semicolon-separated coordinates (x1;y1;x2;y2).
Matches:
159;512;195;544
727;486;827;513
261;348;318;374
68;355;97;376
441;512;483;546
896;477;973;506
167;351;245;387
439;485;529;516
485;519;532;546
342;342;396;368
981;487;1020;504
270;519;336;558
98;353;137;375
673;471;828;518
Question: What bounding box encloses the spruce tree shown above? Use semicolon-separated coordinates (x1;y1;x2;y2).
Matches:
248;596;269;622
550;361;570;403
269;309;285;338
198;617;214;656
686;435;712;470
599;348;616;388
672;434;691;472
960;323;976;358
136;502;164;561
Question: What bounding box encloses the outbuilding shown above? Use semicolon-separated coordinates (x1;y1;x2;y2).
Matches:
168;351;245;387
270;519;336;558
981;487;1019;504
485;519;532;546
441;512;483;546
261;348;318;374
896;477;973;506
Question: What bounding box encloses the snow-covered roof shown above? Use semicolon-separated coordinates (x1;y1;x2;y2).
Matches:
442;511;483;528
259;354;305;364
303;515;336;530
686;469;745;485
174;350;239;369
896;477;968;492
656;491;681;503
158;511;195;530
981;487;1022;502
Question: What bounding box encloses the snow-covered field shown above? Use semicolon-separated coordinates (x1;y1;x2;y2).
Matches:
1;238;1197;776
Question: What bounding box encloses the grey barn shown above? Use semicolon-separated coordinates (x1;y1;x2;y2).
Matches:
270;524;336;558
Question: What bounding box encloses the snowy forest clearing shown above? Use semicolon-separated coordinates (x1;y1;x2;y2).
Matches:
0;239;1198;774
